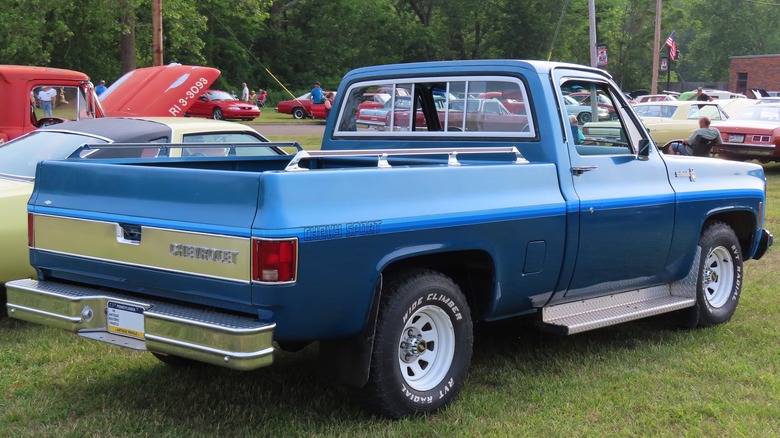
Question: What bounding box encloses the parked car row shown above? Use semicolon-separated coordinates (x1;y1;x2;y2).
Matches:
580;95;780;162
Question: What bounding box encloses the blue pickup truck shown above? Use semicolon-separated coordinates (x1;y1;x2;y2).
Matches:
6;60;772;418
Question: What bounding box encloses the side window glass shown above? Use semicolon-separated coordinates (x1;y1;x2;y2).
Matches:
561;80;634;156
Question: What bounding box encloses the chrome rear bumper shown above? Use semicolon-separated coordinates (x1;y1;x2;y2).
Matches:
5;279;275;370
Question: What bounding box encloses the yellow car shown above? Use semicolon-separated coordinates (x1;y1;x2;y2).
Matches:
633;101;729;149
0;117;281;296
583;100;757;151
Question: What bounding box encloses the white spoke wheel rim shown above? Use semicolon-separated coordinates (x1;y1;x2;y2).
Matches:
397;304;455;391
703;245;734;308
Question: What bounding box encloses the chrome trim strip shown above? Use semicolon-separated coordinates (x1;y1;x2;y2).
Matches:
144;334;274;359
36;248;250;284
7;303;82;323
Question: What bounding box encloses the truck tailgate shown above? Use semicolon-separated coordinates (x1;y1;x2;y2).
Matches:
28;161;263;308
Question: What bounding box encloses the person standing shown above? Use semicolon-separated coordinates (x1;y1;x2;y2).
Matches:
242;83;249;102
95;80;107;96
696;87;713;102
324;92;335;116
37;86;57;118
311;82;323;104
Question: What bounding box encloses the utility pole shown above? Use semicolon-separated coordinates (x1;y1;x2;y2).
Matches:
153;0;163;66
651;0;662;94
589;0;597;67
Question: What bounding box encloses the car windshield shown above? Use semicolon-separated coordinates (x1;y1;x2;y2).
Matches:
731;105;780;121
207;91;235;101
0;131;109;180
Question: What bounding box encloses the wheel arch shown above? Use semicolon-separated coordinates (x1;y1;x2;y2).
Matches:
378;248;496;319
703;208;758;258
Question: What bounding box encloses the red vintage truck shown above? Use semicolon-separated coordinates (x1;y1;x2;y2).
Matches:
0;64;220;143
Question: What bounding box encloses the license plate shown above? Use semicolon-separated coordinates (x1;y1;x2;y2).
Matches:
107;301;145;339
730;134;744;143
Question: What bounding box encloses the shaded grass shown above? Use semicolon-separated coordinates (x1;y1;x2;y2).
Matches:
1;165;779;436
266;134;323;151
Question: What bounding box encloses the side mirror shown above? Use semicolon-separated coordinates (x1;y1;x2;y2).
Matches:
637;138;651;161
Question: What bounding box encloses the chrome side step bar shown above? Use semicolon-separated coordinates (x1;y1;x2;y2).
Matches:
541;248;700;335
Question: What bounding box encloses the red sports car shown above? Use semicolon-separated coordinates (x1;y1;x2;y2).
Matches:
185;90;260;121
713;103;780;162
277;91;335;119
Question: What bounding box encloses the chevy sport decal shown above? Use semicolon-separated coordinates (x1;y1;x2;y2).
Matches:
303;220;382;242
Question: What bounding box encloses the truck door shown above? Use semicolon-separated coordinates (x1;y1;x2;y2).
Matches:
554;71;676;298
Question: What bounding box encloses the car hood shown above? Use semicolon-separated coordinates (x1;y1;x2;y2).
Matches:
640;117;674;125
100;64;220;117
215;99;257;107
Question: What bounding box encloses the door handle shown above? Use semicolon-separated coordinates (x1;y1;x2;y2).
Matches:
572;165;598;176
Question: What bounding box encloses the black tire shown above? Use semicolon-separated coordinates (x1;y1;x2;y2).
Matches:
688;222;743;327
577;111;592;124
151;352;204;368
292;107;306;120
212;108;224;120
361;269;473;419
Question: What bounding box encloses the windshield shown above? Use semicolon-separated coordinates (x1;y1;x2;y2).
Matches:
207;91;235;101
0;131;109;179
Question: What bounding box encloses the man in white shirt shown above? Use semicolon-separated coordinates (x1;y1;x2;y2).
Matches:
37;86;58;118
241;83;249;102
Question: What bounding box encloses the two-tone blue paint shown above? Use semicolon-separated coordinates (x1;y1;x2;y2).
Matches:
24;59;770;342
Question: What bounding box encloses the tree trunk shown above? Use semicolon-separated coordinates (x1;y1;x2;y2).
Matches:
120;0;136;74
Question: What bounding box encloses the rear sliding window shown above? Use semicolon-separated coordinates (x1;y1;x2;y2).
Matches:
335;76;534;138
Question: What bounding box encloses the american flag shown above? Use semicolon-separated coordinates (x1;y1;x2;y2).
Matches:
665;31;677;60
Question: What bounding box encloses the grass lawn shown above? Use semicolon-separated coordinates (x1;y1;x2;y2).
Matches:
1;164;778;436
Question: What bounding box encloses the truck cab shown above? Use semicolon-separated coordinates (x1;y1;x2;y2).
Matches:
0;64;222;143
0;65;103;143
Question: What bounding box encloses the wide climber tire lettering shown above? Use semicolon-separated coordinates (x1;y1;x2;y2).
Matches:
361;269;473;419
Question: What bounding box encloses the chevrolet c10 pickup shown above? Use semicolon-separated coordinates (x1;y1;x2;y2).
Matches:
6;60;772;418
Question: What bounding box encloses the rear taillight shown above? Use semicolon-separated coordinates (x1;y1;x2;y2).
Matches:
28;213;34;247
252;238;297;283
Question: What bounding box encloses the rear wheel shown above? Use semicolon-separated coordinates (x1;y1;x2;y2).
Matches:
361;269;473;419
577;112;592;124
292;107;306;119
212;108;224;120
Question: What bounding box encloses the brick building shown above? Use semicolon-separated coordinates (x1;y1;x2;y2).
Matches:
729;54;780;95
